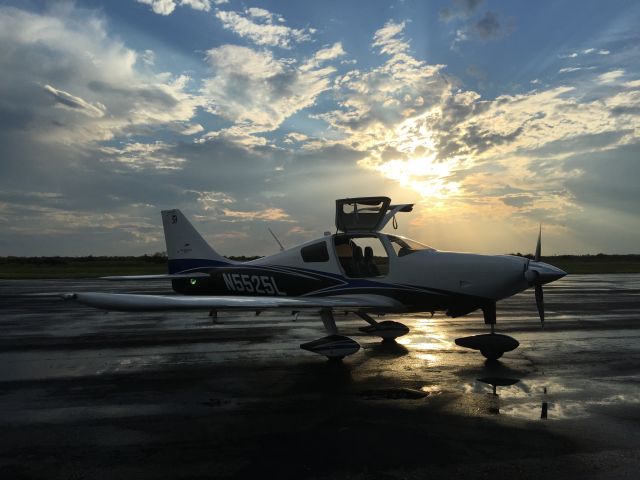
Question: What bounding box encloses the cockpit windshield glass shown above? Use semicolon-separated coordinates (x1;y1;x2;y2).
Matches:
385;235;434;257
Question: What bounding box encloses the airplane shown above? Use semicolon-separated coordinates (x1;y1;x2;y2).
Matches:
62;196;567;361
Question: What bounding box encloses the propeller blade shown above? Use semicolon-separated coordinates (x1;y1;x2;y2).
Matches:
535;285;545;328
535;224;542;262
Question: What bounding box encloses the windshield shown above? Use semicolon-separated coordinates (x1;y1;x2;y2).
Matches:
385;234;434;257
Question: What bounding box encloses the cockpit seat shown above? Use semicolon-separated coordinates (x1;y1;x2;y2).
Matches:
363;246;380;276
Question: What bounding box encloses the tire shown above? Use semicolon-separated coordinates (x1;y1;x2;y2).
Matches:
481;349;503;360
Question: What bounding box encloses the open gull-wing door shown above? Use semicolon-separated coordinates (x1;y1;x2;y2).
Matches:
335;196;413;233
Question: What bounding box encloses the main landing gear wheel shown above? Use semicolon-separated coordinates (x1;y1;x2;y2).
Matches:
355;312;409;340
299;309;361;360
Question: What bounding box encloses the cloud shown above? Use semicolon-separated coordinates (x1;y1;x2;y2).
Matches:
559;67;583;74
561;48;611;58
99;142;186;171
474;11;502;40
439;0;485;22
0;6;199;145
141;49;155;66
372;20;410;55
136;0;211;16
201;44;337;131
43;84;106;118
306;17;640;249
178;123;204;135
215;7;313;48
312;42;346;63
192;190;292;222
2;5;639;256
283;132;309;144
448;8;514;48
597;69;625;84
221;207;292;222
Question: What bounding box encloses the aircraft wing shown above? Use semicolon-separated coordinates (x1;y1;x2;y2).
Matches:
101;273;210;281
61;292;405;313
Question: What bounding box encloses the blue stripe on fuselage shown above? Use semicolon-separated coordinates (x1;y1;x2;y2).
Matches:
168;258;230;273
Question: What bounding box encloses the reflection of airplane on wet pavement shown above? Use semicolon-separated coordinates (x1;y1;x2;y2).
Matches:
63;196;566;361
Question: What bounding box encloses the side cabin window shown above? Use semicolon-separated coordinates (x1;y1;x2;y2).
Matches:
334;235;389;278
386;234;433;257
301;241;329;262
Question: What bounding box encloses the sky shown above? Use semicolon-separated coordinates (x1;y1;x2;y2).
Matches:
1;0;639;256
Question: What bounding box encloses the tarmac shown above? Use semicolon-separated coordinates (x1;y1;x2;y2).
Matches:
0;274;639;479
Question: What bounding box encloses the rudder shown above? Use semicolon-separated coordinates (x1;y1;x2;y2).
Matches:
161;209;231;273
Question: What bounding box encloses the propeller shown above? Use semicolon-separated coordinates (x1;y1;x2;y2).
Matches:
534;225;544;328
523;225;545;328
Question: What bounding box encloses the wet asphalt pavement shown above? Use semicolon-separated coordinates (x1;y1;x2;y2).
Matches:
0;275;639;479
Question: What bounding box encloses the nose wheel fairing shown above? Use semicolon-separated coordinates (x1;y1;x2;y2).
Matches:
454;302;520;360
455;333;520;360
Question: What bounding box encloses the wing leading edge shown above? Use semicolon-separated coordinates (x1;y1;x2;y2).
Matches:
100;273;210;281
62;292;405;313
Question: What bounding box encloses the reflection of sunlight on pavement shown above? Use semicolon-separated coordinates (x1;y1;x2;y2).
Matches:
454;376;640;420
416;353;438;362
420;385;443;395
395;316;451;364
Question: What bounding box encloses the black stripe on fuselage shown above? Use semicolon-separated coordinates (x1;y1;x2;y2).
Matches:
170;264;487;313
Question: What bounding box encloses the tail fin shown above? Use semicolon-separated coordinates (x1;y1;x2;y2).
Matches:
161;209;231;273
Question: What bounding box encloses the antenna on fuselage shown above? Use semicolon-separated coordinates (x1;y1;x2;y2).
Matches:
268;227;285;252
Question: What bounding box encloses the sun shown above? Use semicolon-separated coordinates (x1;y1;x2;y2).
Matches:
377;155;461;202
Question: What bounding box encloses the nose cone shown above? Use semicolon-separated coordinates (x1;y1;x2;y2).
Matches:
529;261;567;285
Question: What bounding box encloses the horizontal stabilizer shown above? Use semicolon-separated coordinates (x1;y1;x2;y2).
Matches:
101;273;210;281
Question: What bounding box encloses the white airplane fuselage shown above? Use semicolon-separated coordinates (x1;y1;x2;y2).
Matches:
169;232;564;317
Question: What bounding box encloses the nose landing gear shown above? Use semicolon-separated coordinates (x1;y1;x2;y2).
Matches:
455;303;520;360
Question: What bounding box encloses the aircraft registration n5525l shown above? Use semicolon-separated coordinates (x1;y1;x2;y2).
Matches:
63;196;566;360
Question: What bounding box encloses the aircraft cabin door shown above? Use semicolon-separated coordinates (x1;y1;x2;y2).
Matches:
334;234;389;278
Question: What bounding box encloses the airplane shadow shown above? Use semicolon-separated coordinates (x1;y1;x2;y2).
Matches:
285;358;355;393
364;339;410;358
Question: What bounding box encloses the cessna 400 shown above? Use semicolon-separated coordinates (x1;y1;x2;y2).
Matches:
64;196;566;360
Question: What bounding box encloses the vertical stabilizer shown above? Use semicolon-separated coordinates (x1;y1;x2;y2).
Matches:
161;209;230;273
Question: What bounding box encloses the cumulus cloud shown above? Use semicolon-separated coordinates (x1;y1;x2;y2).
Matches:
319;21;446;139
215;7;313;48
201;44;337;131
